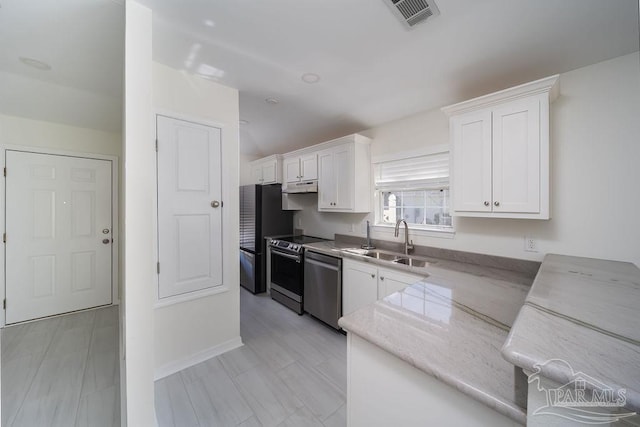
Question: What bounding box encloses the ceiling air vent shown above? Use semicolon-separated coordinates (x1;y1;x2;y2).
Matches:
385;0;440;28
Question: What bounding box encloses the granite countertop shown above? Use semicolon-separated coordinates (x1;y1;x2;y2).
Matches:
337;253;535;424
502;254;640;413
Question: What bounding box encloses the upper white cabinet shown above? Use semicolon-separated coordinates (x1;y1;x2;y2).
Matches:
318;134;372;213
283;153;317;183
442;75;559;219
250;155;282;185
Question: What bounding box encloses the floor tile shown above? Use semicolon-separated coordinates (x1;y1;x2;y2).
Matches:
313;357;347;395
75;383;120;427
155;373;199;427
234;364;303;427
184;365;254;426
277;362;344;421
322;404;346;427
277;406;324;427
219;344;263;378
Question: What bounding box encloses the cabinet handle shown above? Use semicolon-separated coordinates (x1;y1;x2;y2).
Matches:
494;201;500;207
484;201;490;206
371;274;375;278
380;277;384;281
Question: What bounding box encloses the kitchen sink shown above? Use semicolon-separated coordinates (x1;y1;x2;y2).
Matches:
342;248;431;268
393;257;428;268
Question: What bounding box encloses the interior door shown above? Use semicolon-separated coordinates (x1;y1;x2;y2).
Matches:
156;115;223;299
5;151;113;324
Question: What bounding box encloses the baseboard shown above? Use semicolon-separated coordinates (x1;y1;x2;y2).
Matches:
154;336;243;381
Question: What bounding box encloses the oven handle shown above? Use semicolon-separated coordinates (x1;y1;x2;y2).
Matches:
270;248;302;263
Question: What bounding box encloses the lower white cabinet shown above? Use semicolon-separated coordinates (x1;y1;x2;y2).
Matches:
343;259;378;316
377;267;424;300
343;258;425;316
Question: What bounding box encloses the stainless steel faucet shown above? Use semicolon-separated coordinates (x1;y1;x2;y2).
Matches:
361;220;376;250
394;219;414;255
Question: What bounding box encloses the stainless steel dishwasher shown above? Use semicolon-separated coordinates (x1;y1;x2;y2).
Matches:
303;250;342;329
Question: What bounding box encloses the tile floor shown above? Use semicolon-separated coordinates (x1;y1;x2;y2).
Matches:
155;288;347;427
1;288;346;427
1;305;120;427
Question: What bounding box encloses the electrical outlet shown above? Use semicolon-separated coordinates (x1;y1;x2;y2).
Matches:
349;223;355;232
525;237;537;252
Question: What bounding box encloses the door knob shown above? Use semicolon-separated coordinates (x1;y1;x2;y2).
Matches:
211;200;220;208
102;239;110;244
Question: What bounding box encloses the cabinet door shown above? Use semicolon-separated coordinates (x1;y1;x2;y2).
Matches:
318;149;335;209
343;259;378;316
300;153;318;181
284;157;301;183
378;267;425;299
333;144;353;210
452;110;492;212
262;161;277;184
251;164;263;184
492;97;541;213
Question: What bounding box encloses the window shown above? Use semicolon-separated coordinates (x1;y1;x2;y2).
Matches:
375;151;452;231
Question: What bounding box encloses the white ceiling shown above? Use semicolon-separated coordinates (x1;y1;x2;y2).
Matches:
0;0;124;133
1;1;637;150
143;0;639;157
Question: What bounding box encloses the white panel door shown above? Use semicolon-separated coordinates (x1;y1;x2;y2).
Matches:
452;110;493;212
157;116;223;299
5;151;112;324
492;96;541;213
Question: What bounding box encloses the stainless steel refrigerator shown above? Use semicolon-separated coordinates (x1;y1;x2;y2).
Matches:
239;184;293;293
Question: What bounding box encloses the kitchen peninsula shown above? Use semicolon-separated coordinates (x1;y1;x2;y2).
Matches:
308;237;640;426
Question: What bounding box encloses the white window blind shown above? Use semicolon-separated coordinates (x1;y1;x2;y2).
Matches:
375;152;449;190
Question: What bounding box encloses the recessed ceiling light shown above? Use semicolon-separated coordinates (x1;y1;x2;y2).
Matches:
239;119;249;125
265;98;279;105
301;73;320;84
204;19;215;28
19;57;51;71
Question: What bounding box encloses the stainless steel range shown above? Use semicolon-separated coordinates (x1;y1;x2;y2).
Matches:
269;235;327;314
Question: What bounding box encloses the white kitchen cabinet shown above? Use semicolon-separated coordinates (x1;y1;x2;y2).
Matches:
377;267;424;299
343;258;426;316
318;134;371;212
443;75;559;220
283;153;317;183
250;155;282;185
343;259;378;316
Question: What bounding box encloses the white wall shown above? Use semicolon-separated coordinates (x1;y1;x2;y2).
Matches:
289;52;640;266
239;152;260;185
0;114;121;156
123;1;155;424
152;62;241;375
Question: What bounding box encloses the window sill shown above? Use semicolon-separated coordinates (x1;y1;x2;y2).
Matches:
373;224;455;239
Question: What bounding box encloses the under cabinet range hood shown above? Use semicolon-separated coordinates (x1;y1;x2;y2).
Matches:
282;180;318;193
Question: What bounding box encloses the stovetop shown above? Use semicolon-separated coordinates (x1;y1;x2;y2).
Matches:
269;235;328;253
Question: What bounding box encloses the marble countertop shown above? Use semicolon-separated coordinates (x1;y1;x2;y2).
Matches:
338;256;534;424
304;240;535;288
502;254;640;413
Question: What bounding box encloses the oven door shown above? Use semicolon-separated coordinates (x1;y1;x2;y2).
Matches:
270;247;303;299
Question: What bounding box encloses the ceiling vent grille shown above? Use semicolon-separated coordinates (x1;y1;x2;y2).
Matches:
385;0;440;28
